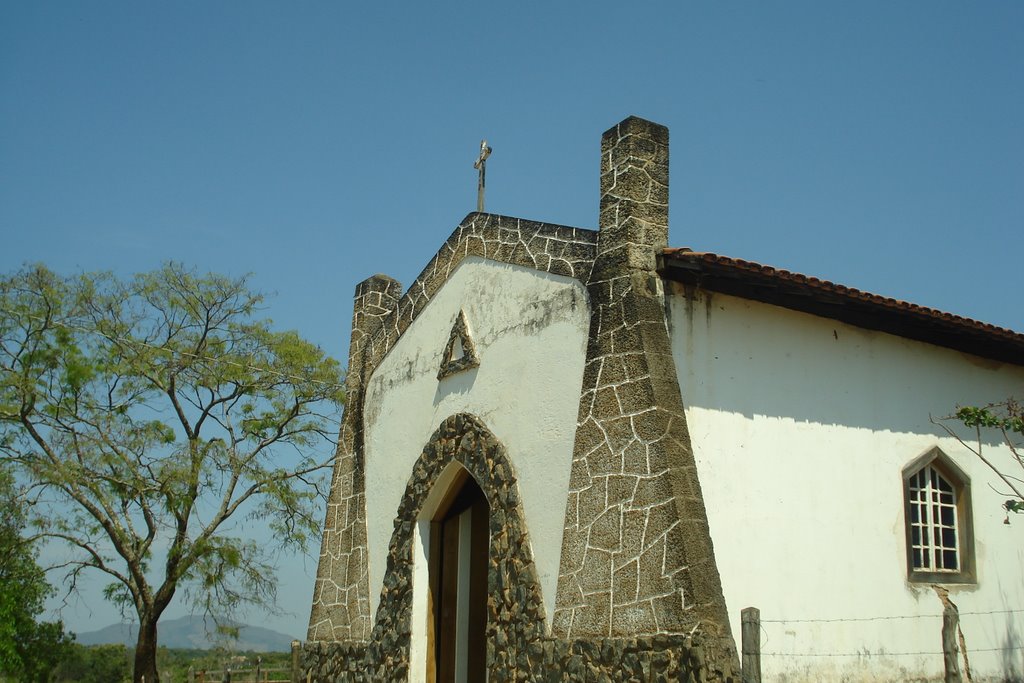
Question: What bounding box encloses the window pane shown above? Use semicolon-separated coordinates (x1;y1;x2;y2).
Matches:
906;461;967;577
943;550;958;570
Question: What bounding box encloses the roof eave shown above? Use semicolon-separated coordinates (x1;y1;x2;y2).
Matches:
660;250;1024;367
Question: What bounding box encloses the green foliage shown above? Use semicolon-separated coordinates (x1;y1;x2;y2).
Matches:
955;401;1024;436
0;263;344;682
0;466;74;681
53;645;293;683
52;643;130;683
938;398;1023;518
155;646;293;683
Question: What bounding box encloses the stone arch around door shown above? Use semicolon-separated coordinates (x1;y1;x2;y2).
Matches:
361;412;547;681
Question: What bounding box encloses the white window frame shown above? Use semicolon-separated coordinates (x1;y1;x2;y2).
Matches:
902;447;975;584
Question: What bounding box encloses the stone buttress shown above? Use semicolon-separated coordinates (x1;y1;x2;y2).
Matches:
309;274;402;642
552;117;736;654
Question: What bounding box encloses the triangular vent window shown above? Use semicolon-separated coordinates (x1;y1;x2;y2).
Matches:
437;310;480;380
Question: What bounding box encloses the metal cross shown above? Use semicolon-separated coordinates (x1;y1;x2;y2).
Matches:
473;139;492;213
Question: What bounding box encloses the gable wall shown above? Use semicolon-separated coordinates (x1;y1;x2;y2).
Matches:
307;213;598;645
363;256;590;628
668;284;1024;682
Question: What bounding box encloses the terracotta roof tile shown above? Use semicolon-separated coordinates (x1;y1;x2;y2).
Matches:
661;247;1024;365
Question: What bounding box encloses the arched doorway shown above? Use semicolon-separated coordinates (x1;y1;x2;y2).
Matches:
426;467;489;682
387;414;545;682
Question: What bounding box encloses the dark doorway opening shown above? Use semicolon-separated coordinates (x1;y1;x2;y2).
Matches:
427;470;489;683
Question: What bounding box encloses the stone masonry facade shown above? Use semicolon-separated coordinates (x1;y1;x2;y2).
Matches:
308;412;548;680
304;412;733;682
306;117;738;680
309;213;598;642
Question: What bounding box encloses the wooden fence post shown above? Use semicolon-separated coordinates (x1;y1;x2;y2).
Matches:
291;640;301;683
942;604;963;683
741;607;761;683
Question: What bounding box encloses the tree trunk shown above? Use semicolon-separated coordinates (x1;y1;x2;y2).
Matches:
134;617;160;683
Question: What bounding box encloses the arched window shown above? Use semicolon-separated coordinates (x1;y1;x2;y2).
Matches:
902;448;974;583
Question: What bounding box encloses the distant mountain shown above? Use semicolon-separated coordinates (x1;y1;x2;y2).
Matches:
75;615;297;652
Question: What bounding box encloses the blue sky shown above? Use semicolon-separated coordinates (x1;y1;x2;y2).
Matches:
2;2;1022;639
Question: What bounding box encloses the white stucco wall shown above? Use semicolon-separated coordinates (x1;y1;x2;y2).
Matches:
363;256;590;630
669;287;1024;682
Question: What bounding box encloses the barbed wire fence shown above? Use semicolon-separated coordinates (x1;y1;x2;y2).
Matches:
740;606;1024;683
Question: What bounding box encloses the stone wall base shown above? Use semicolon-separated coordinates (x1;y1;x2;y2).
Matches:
302;633;736;682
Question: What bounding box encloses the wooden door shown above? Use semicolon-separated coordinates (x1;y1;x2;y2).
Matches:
429;474;489;683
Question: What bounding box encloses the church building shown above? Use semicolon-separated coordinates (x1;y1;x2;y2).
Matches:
303;116;1024;682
